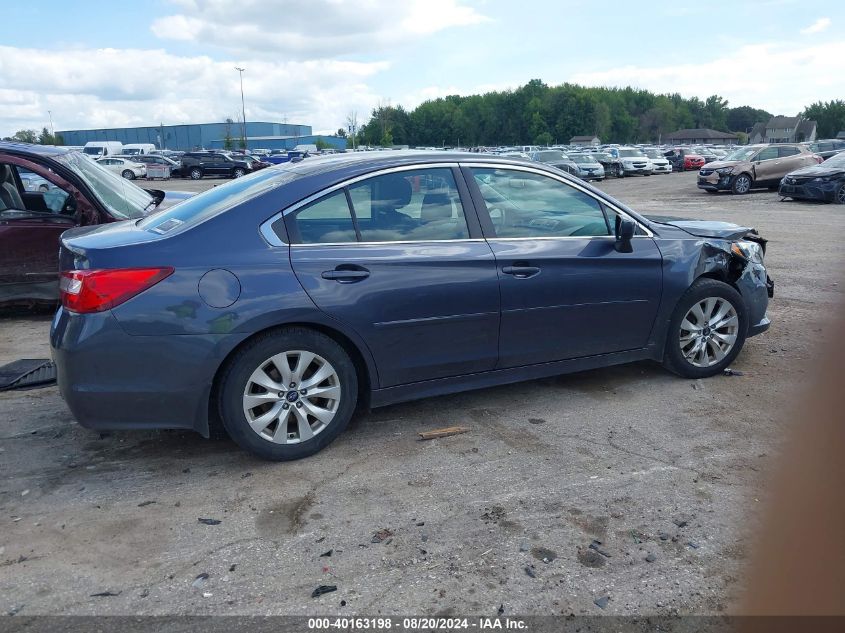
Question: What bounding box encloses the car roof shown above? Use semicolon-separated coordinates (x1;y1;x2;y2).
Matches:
268;150;539;179
0;141;72;158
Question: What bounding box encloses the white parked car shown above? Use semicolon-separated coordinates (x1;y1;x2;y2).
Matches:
643;148;672;174
608;146;652;176
96;156;147;180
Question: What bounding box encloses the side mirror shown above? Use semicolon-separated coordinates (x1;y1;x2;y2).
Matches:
615;217;635;253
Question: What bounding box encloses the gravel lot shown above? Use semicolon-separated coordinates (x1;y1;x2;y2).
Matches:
1;171;843;617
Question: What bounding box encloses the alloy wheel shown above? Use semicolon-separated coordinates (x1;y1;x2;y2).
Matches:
836;184;845;204
242;350;341;444
734;175;751;194
679;297;739;368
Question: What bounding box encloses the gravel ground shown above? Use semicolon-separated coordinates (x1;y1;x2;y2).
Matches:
1;171;843;617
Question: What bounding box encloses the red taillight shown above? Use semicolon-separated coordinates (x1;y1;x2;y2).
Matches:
60;267;174;313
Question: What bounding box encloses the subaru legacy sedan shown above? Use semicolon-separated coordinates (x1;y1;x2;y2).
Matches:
51;152;773;460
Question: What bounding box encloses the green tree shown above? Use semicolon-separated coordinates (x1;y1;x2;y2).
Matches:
7;129;39;143
315;138;332;150
726;106;772;133
336;127;347;138
803;100;845;139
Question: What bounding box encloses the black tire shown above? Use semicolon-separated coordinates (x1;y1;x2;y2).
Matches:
218;327;358;461
835;183;845;204
731;173;752;195
233;168;246;178
662;278;748;379
190;167;203;180
121;169;135;180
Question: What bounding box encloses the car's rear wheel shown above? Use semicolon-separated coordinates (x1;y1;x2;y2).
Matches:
121;169;135;180
731;173;752;194
233;168;246;178
218;327;358;460
835;183;845;204
663;278;748;379
190;167;203;180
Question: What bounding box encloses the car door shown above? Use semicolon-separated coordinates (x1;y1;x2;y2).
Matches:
778;145;808;172
464;164;663;368
750;147;779;185
283;165;500;387
0;163;77;296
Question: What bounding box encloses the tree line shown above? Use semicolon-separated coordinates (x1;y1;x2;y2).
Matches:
353;80;845;147
2;127;64;145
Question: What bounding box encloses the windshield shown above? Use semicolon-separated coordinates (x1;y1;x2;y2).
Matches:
569;155;595;164
722;147;759;161
590;153;613;161
643;150;663;159
138;166;296;232
57;152;152;219
824;152;845;167
534;151;567;162
122;148;141;155
618;149;646;158
83;146;104;156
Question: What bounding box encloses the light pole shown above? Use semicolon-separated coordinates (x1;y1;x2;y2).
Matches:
47;110;54;139
234;67;247;149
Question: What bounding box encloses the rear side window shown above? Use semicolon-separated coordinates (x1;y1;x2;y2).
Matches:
347;168;469;242
289;190;357;244
283;167;471;245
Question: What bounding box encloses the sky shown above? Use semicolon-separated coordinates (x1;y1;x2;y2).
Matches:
0;0;842;136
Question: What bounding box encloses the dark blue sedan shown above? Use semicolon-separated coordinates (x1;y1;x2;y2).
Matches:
50;152;773;460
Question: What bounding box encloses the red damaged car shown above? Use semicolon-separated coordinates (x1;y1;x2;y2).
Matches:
665;148;706;172
0;142;192;305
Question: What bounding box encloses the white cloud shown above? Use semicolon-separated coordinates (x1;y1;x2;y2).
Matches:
800;17;831;34
151;0;489;57
0;45;387;135
570;40;845;116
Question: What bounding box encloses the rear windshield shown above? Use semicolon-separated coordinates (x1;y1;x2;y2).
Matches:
138;167;296;232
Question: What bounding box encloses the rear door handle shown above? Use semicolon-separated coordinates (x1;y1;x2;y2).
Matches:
502;265;540;278
321;268;370;282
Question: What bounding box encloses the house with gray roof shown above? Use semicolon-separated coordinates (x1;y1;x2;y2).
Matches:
747;115;818;144
664;128;738;145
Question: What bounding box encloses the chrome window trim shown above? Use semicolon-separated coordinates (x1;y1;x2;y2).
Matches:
460;161;654;238
259;163;462;247
291;238;486;248
258;160;654;246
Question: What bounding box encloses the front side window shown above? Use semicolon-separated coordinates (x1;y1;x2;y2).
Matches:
471;168;611;238
756;148;778;161
347;168;469;242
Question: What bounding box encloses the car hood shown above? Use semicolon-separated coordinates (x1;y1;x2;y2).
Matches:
645;215;755;240
702;160;740;170
786;164;845;178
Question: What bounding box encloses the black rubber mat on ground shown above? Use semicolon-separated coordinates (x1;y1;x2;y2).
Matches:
0;359;57;391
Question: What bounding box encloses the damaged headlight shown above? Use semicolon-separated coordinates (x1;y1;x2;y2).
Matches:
715;167;734;176
731;240;764;265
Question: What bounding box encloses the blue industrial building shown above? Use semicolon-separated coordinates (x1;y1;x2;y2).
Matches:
57;121;346;151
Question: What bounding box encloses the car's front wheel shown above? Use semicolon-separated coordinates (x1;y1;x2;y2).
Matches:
663;278;748;378
218;327;358;460
731;173;752;194
121;169;135;180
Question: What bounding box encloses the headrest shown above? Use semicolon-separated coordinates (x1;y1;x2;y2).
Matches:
420;192;453;222
375;175;412;208
0;164;11;181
